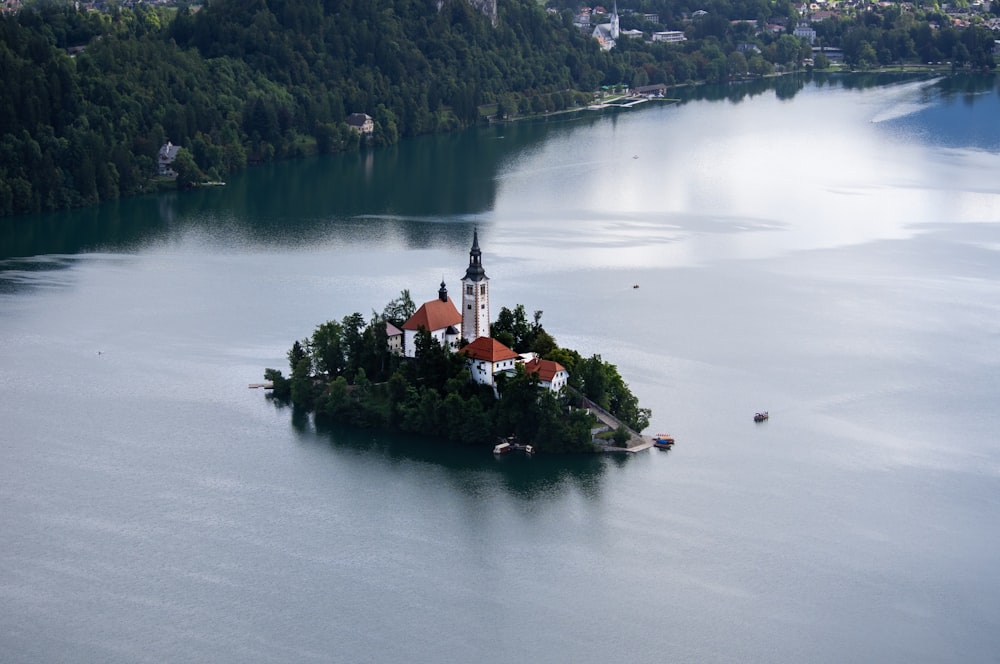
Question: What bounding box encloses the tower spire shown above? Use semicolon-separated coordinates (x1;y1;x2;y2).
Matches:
465;228;486;282
461;229;490;341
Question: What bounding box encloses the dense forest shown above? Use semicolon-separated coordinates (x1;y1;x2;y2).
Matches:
265;296;651;453
1;0;996;217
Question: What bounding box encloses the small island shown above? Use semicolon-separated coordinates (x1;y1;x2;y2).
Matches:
262;232;651;454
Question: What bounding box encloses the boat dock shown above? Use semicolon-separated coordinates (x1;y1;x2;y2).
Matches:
248;382;274;389
587;96;680;112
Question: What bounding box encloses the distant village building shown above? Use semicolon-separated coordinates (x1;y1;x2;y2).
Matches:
812;46;844;61
346;113;374;135
592;1;620;50
793;22;817;43
158;141;180;178
633;84;668;97
652;30;686;42
620;28;644;39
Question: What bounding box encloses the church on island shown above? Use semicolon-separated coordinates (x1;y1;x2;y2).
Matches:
390;231;568;394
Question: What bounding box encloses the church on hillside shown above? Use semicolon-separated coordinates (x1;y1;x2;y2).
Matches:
592;1;620;51
394;231;569;394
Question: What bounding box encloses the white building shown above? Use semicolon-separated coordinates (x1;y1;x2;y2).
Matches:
793;22;817;44
592;1;620;50
158;141;180;177
400;281;462;357
395;232;572;396
386;321;403;355
461;230;490;343
652;30;686;42
522;356;569;392
461;336;520;391
346;113;374;135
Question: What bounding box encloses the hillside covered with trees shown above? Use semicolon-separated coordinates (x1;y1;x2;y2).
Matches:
1;0;996;217
265;296;651;454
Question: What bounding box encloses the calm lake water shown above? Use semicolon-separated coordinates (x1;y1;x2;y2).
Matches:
2;73;1000;663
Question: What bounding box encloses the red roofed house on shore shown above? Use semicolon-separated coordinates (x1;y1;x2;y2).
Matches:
401;280;462;358
460;336;520;391
521;356;569;392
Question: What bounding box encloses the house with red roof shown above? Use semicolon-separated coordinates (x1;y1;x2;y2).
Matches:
396;231;572;396
521;356;569;392
401;281;462;358
460;336;521;390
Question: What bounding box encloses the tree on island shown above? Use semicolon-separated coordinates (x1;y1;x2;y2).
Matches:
263;295;650;454
382;290;416;326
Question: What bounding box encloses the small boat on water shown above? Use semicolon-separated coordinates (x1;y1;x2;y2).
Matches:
754;411;769;422
493;442;512;454
653;434;674;448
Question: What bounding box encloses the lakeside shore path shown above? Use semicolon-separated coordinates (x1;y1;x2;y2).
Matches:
579;395;654;452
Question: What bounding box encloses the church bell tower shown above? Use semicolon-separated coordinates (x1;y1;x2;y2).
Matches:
461;230;490;342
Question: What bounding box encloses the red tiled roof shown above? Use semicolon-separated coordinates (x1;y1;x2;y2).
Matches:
460;336;519;362
522;357;567;383
402;298;462;332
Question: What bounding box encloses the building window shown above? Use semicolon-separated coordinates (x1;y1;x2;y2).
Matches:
480;285;486;294
466;285;473;295
481;304;485;309
467;304;472;310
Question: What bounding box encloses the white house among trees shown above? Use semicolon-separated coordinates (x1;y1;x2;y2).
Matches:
460;336;520;390
346;113;374;135
522;356;569;392
158;141;180;177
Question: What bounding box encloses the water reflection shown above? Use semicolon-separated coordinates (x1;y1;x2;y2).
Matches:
0;195;173;260
0;122;540;260
489;73;1000;272
0;254;83;294
885;73;1000;151
2;73;997;274
292;414;613;501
